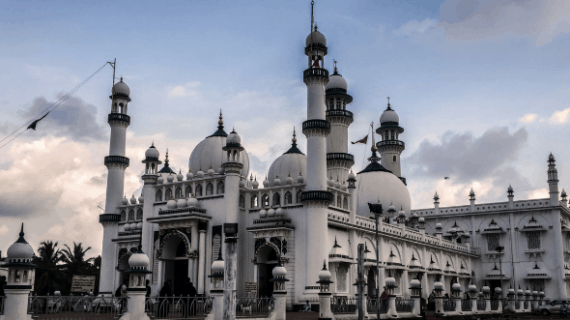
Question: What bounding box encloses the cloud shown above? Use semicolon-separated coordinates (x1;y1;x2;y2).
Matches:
519;113;538;123
15;95;106;142
168;81;201;97
395;18;438;37
437;0;570;45
406;127;527;183
549;108;570;124
0;225;9;237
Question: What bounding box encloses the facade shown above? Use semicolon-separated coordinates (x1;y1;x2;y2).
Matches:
97;13;567;309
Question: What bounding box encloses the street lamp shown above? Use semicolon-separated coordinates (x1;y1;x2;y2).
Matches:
368;202;383;320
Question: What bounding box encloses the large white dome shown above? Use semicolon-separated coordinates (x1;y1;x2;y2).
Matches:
305;28;326;47
356;162;411;216
326;74;347;91
190;132;250;177
112;78;130;97
380;108;399;124
267;132;306;185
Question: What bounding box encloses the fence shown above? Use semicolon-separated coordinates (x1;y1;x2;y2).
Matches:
477;300;486;311
235;297;273;318
461;300;471;311
366;298;388;314
443;300;456;311
27;295;126;319
395;299;414;313
491;300;499;310
148;296;213;319
331;297;357;314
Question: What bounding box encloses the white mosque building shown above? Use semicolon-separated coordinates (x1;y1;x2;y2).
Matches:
97;13;569;309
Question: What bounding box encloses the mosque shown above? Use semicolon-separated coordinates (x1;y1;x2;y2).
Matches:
97;10;569;310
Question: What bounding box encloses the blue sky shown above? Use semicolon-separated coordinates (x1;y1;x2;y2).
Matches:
1;0;570;255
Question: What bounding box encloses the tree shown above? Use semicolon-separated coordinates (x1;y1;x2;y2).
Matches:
32;241;64;295
61;242;94;295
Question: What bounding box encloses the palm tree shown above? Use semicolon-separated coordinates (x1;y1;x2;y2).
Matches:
61;242;95;294
32;241;64;295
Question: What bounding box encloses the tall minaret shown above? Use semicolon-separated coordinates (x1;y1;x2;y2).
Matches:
301;1;333;298
99;77;131;294
326;60;354;183
548;153;560;206
375;98;406;183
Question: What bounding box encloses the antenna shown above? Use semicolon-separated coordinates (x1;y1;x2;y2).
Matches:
310;0;314;68
107;58;116;104
97;206;105;212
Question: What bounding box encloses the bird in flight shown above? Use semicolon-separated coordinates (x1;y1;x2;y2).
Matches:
27;111;50;131
444;177;449;180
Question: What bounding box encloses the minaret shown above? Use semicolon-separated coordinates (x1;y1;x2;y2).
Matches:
140;143;161;280
375;98;406;183
301;1;333;298
99;77;131;294
325;60;354;182
548;153;560;206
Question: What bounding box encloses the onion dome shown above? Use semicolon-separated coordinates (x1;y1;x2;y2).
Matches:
186;170;194;180
166;173;175;183
129;222;137;230
469;188;475;199
525;287;531;295
532;289;538;296
124;223;130;231
496;287;503;295
410;278;421;289
433;279;444;292
159;150;176;175
177;198;187;209
468;283;478;293
285;174;293;185
489;263;501;277
517;286;524;295
409;254;422;269
482;284;490;293
138;194;144;204
207;167;215;176
196;168;204;178
267;207;275;218
166;197;177;210
452;282;462;292
385;271;397;289
275;206;283;216
239;179;246;188
539;290;545;297
329;237;348;258
507;184;514;194
272;262;288;279
348;170;356;181
387;203;396;215
334;178;340;189
263;177;270;188
227;128;241;145
418;215;425;223
187;194;199;207
144;142;160;160
126;237;151;276
112;78;131;98
398;207;406;219
268;129;307;186
211;248;224;277
317;261;332;283
380;99;400;124
189;111;250;177
434;191;440;202
6;224;36;266
252;177;259;189
340;182;348;191
562;189;567;199
327;177;334;187
508;287;515;295
326;65;348;91
157;176;164;184
177;170;184;181
259;208;267;218
305;25;326;47
122;195;129;205
218;167;225;174
130;194;137;204
435;222;443;232
274;176;281;186
297;172;304;184
136;222;143;229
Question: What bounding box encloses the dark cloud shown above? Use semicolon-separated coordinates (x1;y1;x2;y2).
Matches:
17;94;105;142
406;127;527;183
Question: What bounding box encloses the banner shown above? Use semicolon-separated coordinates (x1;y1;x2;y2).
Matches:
71;275;96;293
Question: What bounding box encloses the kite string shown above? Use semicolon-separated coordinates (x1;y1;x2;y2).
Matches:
0;62;109;149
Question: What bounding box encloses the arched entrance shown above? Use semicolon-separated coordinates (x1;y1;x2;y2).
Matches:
161;235;189;296
117;251;131;290
256;245;279;297
367;268;377;298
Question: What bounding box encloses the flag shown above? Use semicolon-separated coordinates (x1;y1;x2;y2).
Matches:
351;134;368;145
27;111;50;131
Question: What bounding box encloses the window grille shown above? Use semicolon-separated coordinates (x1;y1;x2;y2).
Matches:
273;193;281;206
251;195;258;208
336;264;348;292
487;234;500;251
284;191;292;204
195;184;203;196
343;197;348;210
337;196;342;207
175;187;182;199
239;195;245;208
527;231;541;249
136;209;143;221
155;190;162;202
128;210;134;221
206;183;213;195
185;186;192;198
262;194;269;207
165;188;172;200
217;181;224;194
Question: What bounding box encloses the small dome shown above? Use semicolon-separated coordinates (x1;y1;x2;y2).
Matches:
297;173;305;184
318;264;332;282
524;288;531;295
508;184;513;193
207;167;215;176
340;183;348;191
130;195;137;204
227;129;241;145
452;282;461;291
275;206;283;216
482;285;490;293
129;222;137;230
252;178;259;189
398;208;406;219
177;198;187;209
259;209;267;218
385;273;397;288
122;196;129;205
434;280;443;291
187;194;199;207
496;287;503;294
508;287;515;294
274;176;281;186
435;222;442;230
326;73;347;91
263;177;270;188
305;28;327;47
186;171;194;180
517;287;524;295
272;263;287;278
212;253;224;275
167;174;175;183
267;208;275;218
124;223;131;231
334;179;340;189
380;106;399;124
239;179;246;188
177;171;184;181
267;130;307;186
418;216;425;223
409;254;421;269
348;170;356;181
145;144;160;160
469;188;475;197
136;222;143;229
138;194;144;204
562;189;567;198
410;278;421;288
539;290;545;297
112;78;130;97
387;203;396;214
157;176;164;184
285;175;293;185
166;198;177;210
128;251;150;269
196;169;204;178
327;178;334;187
7;224;35;261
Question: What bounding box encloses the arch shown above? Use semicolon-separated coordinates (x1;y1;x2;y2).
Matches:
217;181;224;194
159;230;191;260
336;99;341;110
329;98;334;110
165;188;172;200
272;192;281;206
296;190;303;203
117;251;132;271
393;155;397;162
175;187;182;199
254;241;280;263
343;197;348;210
337;195;342;207
136;208;143;221
251;195;258;208
284;191;292;205
206;183;213;195
128;209;134;221
155;190;162;202
262;194;269;208
120;210;126;222
195;184;203;197
185;186;192;198
239;194;245;208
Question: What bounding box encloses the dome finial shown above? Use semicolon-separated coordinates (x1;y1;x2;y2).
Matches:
292;127;297;145
164;149;169;166
386;97;392;110
333;59;338;74
218;109;224;130
120;76;123;82
16;222;28;244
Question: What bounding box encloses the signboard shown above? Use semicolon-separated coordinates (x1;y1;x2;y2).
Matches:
244;282;258;297
71;275;96;293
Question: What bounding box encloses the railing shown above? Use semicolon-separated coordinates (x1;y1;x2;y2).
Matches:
331;297;357;314
477;300;486;310
27;295;126;318
0;296;4;315
461;300;472;311
443;300;456;311
303;67;329;79
491;300;499;310
326;153;355;163
108;112;131;125
326;110;353;119
149;296;213;319
395;299;414;312
366;299;388;314
235;297;273;318
524;301;529;309
377;140;405;148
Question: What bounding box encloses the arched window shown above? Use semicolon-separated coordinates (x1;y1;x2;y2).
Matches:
217;181;225;194
262;194;269;208
196;184;203;197
343;100;346;110
337;195;342;207
336;99;341;110
251;195;258;208
136;208;143;221
393;155;397;162
284;191;292;205
155;190;162;202
239;194;245;208
329;98;334;110
120;210;126;222
273;192;281;206
343;197;348;210
175;187;182;199
165;188;172;200
296;190;303;203
206;183;214;195
128;209;134;221
185;186;192;198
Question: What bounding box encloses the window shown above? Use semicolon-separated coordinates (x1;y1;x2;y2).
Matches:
155;190;162;202
128;209;134;221
273;192;281;206
343;100;346;110
165;188;172;200
175;187;182;199
296;190;303;203
185;186;192;198
239;194;245;208
337;195;342;207
206;183;213;195
329;99;334;110
262;194;269;208
136;209;143;221
336;99;341;110
343;197;348;210
393;155;397;162
211;234;221;266
284;191;292;205
196;184;203;197
120;210;126;222
217;181;224;194
251;195;258;208
336;264;348;292
527;231;541;249
487;234;500;251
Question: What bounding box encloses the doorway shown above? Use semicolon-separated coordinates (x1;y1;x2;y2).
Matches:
256;246;279;297
161;237;189;296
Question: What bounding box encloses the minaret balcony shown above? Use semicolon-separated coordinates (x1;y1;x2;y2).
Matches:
104;156;130;167
303;68;329;81
99;213;121;223
376;140;405;149
301;190;334;203
302;119;330;137
108;113;131;125
326;153;355;166
326;110;353;119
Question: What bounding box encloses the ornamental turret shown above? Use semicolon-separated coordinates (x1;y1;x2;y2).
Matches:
548;153;560;205
376;97;405;182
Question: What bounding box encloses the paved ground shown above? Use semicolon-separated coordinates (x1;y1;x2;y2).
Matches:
286;312;319;320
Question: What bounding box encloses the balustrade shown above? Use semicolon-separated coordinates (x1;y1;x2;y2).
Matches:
27;295;126;319
461;299;472;311
491;300;499;310
395;299;414;312
477;300;486;311
331;297;357;314
443;300;456;311
366;298;388;314
235;297;273;318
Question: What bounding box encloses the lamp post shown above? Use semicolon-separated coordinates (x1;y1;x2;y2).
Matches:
368;202;383;320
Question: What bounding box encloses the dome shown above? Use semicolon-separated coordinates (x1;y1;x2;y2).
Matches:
166;174;174;183
177;198;187;209
380;108;399;124
138;194;144;204
259;209;267;218
418;216;425;223
385;273;397;288
267;130;306;186
166;198;177;210
129;222;137;230
252;178;259;189
452;282;461;292
186;171;194;180
340;183;347;191
356;168;411;217
318;264;332;282
207;167;215;176
326;73;347;91
112;78;130;97
285;174;293;185
482;285;490;293
275;206;283;216
128;251;150;269
434;280;443;291
496;287;504;294
334;179;340;189
122;196;128;205
177;170;184;181
297;173;304;184
348;171;356;181
189;113;250;177
398;208;406;219
187;194;199;207
305;28;326;47
196;169;204;178
267;208;275;218
517;287;524;295
469;283;477;293
124;223;130;231
157;176;164;184
508;287;515;295
145;144;160;160
274;176;281;186
263;177;270;188
272;263;287;278
136;222;143;229
227;129;241;145
212;259;224;275
130;195;137;204
7;224;35;262
410;278;421;288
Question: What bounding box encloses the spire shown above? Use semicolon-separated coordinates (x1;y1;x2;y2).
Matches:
386;97;392;110
333;59;338;75
165;149;169;166
284;127;304;155
359;123;391;174
16;222;28;244
218;110;224;130
209;110;228;137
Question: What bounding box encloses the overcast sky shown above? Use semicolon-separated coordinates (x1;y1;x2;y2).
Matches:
1;0;570;257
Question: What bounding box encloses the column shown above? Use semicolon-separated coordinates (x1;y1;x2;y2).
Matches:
197;229;207;294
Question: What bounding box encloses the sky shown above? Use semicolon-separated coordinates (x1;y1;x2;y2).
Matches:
1;0;570;258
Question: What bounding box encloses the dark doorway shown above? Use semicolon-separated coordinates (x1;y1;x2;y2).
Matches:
489;280;501;298
173;260;189;296
367;269;376;298
257;246;278;297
